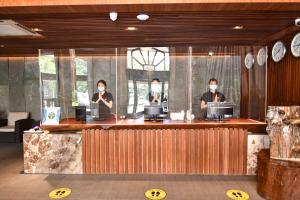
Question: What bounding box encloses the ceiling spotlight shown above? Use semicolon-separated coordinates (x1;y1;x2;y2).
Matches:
109;11;118;21
31;28;43;32
208;51;214;56
137;14;149;21
126;27;137;31
232;25;244;30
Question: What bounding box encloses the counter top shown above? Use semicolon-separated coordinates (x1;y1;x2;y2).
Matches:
41;118;266;133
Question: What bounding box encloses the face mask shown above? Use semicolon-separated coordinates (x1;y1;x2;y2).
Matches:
209;84;218;93
151;84;161;93
98;87;105;92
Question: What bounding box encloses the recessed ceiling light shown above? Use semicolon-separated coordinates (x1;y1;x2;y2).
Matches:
232;25;244;30
208;51;214;56
31;28;43;32
126;27;137;31
137;14;149;21
109;11;118;21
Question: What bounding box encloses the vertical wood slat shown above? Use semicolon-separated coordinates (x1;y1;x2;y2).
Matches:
82;128;248;175
82;129;87;173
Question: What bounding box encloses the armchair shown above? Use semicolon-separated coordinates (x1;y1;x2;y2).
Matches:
0;112;34;143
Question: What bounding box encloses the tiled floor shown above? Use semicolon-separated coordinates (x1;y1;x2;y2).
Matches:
0;143;265;200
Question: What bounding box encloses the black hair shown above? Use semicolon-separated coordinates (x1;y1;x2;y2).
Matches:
97;80;107;87
151;78;160;82
208;78;218;84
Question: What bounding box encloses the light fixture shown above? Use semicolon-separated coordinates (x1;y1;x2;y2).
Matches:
208;51;214;56
0;45;4;48
31;28;43;32
295;17;300;26
232;25;244;30
126;27;137;31
109;11;118;21
137;14;149;21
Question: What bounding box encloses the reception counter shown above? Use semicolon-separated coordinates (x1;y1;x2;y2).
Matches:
41;118;266;132
25;118;266;175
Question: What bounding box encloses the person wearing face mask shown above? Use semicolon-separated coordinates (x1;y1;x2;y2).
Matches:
200;78;225;118
148;78;167;105
91;80;114;119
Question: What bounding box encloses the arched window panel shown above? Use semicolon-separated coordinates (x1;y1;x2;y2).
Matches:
127;47;170;71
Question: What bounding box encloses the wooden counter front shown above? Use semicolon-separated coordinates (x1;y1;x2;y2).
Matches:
82;128;249;175
41;118;266;175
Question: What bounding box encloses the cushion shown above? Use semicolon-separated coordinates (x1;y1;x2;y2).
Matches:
0;125;15;132
8;112;29;126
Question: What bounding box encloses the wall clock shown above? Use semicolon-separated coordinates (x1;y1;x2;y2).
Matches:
245;52;254;69
272;41;286;62
291;32;300;57
257;47;267;66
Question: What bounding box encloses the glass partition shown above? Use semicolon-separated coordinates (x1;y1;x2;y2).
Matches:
191;45;267;120
191;46;242;119
39;45;266;124
39;48;117;125
116;46;191;122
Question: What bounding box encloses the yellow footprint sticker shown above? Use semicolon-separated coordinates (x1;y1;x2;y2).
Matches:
49;188;72;199
145;188;167;200
226;189;249;200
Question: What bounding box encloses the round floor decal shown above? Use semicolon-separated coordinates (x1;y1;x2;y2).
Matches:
145;188;167;200
49;188;71;199
226;189;249;200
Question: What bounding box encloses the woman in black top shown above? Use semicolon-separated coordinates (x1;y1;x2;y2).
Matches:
91;80;114;118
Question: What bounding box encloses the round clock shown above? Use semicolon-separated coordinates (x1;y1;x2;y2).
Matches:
291;32;300;57
272;41;286;62
257;47;267;66
245;52;254;69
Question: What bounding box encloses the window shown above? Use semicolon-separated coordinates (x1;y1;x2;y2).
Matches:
136;81;149;113
39;54;58;107
74;58;89;107
127;47;170;71
127;80;135;114
126;47;170;114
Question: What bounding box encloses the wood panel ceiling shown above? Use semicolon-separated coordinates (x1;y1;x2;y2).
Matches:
0;3;300;55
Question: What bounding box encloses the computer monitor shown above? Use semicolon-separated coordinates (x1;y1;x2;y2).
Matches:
144;105;166;121
207;102;234;120
75;106;86;121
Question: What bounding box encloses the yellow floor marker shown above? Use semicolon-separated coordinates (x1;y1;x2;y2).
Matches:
145;188;167;200
49;188;72;199
226;189;249;200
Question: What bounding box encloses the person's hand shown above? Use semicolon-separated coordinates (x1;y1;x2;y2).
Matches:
213;94;219;102
153;93;159;100
97;93;103;103
151;93;161;103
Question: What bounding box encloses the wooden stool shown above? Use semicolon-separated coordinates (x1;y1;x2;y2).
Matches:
257;149;300;200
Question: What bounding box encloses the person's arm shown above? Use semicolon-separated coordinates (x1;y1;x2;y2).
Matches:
151;93;161;103
200;100;207;109
100;93;113;109
213;93;219;102
102;100;113;109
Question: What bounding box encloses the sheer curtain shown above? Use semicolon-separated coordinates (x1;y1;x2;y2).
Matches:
192;46;241;118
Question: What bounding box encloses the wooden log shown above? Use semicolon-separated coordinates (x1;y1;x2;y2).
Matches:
257;149;300;200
